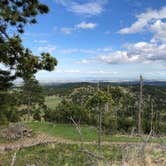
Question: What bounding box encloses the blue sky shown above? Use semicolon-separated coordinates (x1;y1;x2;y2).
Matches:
22;0;166;82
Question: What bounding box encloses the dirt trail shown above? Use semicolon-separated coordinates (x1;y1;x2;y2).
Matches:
0;134;159;152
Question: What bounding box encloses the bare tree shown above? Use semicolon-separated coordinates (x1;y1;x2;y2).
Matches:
150;97;154;134
138;75;143;134
70;117;109;166
97;83;101;150
105;85;110;113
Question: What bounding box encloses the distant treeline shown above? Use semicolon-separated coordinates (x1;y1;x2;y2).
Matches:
43;82;166;98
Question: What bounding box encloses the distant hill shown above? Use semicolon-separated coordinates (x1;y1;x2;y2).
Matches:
41;81;166;86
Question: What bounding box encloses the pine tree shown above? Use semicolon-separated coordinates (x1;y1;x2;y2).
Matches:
22;77;45;121
0;0;57;123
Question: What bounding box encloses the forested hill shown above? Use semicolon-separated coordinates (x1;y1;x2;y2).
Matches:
43;81;166;97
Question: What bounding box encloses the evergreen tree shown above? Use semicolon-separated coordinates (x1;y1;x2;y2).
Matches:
21;77;45;120
0;0;57;123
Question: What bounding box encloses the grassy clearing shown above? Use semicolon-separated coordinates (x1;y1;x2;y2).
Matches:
0;143;122;166
45;95;62;109
0;121;165;144
26;121;165;143
27;121;97;141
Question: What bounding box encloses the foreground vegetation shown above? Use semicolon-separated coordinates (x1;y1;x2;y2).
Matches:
0;143;123;166
0;121;165;166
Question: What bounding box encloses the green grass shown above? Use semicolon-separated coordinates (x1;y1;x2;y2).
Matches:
27;121;97;141
0;143;122;166
45;95;62;109
26;121;166;143
0;121;165;144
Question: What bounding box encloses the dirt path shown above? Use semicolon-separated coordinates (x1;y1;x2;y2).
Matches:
0;134;159;152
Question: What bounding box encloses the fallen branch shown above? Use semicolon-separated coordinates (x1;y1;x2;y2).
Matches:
10;148;20;166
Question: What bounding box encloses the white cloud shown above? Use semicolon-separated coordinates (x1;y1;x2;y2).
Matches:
81;59;89;64
76;59;90;64
61;27;72;34
33;40;48;43
87;70;118;75
76;22;97;29
38;45;56;53
60;48;79;54
98;42;166;64
55;0;107;16
150;20;166;43
96;47;112;52
56;69;80;73
119;6;166;35
55;69;117;75
98;51;138;64
60;48;95;54
61;21;97;34
59;47;112;55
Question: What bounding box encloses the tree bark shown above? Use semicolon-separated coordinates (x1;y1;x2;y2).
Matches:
27;96;31;121
97;83;101;150
150;98;154;133
98;109;102;150
138;75;143;134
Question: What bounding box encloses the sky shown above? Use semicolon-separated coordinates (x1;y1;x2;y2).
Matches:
21;0;166;82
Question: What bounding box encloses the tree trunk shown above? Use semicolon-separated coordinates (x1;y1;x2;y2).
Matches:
97;82;101;150
98;108;102;150
138;75;143;134
27;96;31;121
150;98;154;133
105;85;109;112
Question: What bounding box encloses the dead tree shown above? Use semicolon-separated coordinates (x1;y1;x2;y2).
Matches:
70;117;109;166
138;75;143;134
105;85;109;112
150;97;154;134
97;82;101;150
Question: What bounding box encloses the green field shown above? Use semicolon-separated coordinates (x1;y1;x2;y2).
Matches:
0;121;165;145
45;95;62;109
26;121;165;143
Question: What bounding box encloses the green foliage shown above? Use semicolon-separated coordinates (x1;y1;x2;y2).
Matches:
69;86;95;106
0;90;20;124
0;0;57;124
42;83;166;134
44;99;91;124
22;77;45;106
45;95;62;109
103;111;117;134
21;77;45;120
0;0;49;33
0;143;123;166
87;90;113;108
